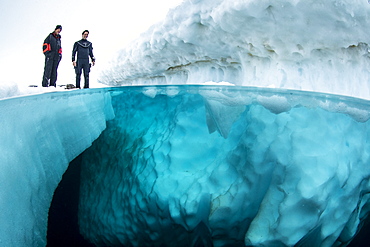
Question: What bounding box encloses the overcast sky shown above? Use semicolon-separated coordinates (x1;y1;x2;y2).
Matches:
0;0;183;87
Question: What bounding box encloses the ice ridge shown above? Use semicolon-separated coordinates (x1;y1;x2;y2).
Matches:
99;0;370;99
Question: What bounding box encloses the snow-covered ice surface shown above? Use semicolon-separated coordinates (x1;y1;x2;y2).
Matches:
0;81;66;100
78;85;370;247
100;0;370;100
0;89;114;246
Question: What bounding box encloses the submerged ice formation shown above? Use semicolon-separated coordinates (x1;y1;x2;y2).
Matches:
78;86;370;246
100;0;370;99
1;85;370;246
0;90;114;246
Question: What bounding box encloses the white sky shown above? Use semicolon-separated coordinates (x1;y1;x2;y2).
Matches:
0;0;183;87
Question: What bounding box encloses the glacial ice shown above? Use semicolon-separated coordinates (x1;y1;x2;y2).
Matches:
77;86;370;246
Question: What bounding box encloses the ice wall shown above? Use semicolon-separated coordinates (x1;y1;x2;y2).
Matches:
78;86;370;246
100;0;370;99
0;90;114;246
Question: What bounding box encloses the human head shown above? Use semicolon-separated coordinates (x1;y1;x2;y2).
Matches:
54;25;62;34
82;30;89;39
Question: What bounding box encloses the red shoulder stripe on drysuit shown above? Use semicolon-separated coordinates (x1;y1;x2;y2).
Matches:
43;43;51;53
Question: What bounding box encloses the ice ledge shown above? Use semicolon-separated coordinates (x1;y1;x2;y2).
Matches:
0;90;114;246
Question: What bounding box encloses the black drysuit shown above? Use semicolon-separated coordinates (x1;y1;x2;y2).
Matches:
42;33;62;87
72;39;95;88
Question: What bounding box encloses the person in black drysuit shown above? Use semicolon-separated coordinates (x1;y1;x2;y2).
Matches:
42;25;62;87
72;30;95;89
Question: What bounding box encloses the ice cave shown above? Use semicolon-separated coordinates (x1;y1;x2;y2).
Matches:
1;0;370;246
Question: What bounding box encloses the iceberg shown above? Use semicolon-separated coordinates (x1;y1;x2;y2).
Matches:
1;0;370;246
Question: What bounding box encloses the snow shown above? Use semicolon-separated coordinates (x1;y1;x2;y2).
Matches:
1;0;370;246
100;0;370;100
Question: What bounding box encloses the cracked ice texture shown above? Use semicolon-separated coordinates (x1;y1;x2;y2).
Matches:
100;0;370;100
78;86;370;246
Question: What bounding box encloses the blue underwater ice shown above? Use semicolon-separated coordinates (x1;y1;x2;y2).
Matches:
2;85;370;246
74;85;370;247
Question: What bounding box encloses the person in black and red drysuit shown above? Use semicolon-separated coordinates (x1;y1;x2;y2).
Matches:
72;30;96;89
42;25;62;87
